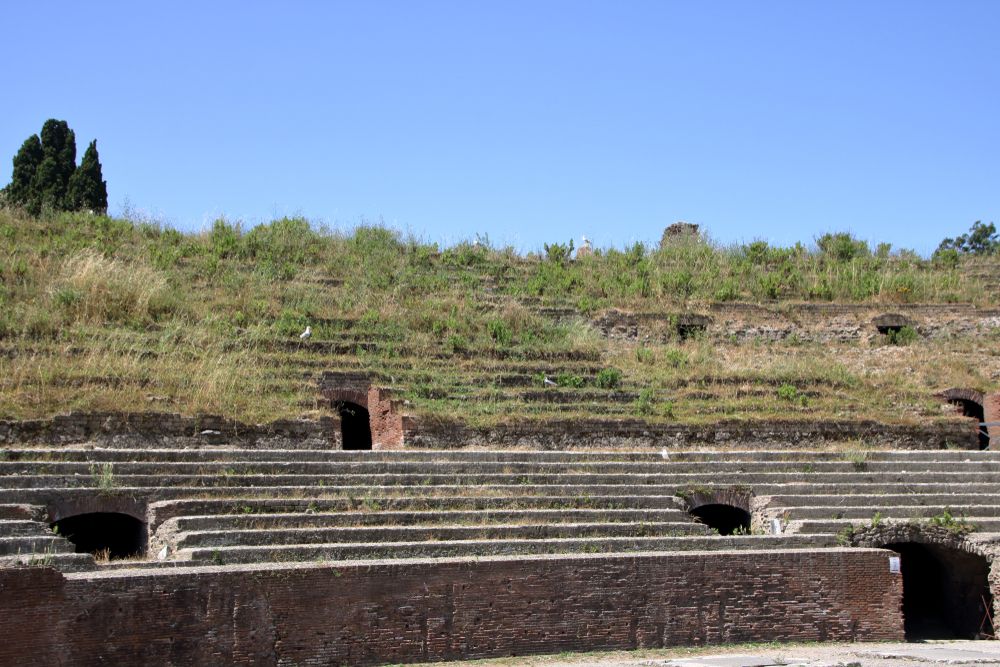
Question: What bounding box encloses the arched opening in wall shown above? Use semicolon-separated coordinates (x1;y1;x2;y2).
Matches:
336;401;372;450
950;398;988;450
885;541;993;639
689;504;752;536
51;512;146;560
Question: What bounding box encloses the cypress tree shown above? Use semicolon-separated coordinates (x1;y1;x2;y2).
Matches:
34;119;77;211
4;119;107;216
4;135;43;214
68;140;108;213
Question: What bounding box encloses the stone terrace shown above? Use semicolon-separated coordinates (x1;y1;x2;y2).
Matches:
2;446;999;572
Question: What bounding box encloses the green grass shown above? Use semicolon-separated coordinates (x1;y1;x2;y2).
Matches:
0;206;996;429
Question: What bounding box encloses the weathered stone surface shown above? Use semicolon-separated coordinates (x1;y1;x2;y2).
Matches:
0;549;901;666
405;417;976;450
0;411;336;449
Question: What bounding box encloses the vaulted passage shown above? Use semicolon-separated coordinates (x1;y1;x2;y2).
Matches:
886;542;993;639
337;401;372;450
51;512;146;560
950;398;989;449
689;503;751;536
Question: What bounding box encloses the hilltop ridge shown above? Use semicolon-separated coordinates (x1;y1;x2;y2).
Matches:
0;207;997;445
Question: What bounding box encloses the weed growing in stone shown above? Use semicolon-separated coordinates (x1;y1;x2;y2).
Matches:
90;462;118;494
844;450;870;472
927;508;975;535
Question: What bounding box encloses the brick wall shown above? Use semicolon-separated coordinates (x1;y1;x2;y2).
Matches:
984;392;1000;449
0;549;902;666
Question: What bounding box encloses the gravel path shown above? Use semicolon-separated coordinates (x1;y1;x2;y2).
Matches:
435;641;1000;667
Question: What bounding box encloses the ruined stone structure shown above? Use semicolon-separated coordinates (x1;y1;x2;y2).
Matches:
2;304;1000;664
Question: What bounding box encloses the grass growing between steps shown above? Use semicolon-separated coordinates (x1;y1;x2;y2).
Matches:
0;207;997;426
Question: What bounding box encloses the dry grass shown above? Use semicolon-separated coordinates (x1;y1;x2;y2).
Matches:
0;207;997;427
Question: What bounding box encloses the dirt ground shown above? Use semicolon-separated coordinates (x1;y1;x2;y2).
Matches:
429;640;1000;667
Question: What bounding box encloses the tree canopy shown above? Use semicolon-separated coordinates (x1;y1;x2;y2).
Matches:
937;221;999;256
2;119;107;216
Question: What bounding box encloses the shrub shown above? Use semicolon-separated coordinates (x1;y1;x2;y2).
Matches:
816;232;869;262
664;348;687;368
635;388;655;415
556;373;584;388
932;247;960;269
777;384;807;406
635;346;654;364
595;367;622;389
209;218;242;259
713;280;740;302
487;318;513;347
543;240;574;265
886;325;918;346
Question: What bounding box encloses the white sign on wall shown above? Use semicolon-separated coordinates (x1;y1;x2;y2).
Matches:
889;556;901;573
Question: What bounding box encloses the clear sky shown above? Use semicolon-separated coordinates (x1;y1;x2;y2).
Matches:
2;1;998;254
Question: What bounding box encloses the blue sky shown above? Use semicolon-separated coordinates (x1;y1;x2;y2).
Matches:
2;2;998;254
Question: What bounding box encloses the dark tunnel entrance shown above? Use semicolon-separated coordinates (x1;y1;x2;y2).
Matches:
689;504;752;536
337;401;372;450
949;398;989;450
886;542;993;639
51;512;146;560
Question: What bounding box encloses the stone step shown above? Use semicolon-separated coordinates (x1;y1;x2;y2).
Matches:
3;448;997;464
794;517;995;534
178;534;836;565
0;503;40;520
7;459;1000;475
175;521;711;549
0;535;74;556
0;552;95;571
169;508;695;532
0;520;54;538
767;493;1000;507
780;504;1000;520
148;496;685;530
9;481;1000;510
10;470;1000;490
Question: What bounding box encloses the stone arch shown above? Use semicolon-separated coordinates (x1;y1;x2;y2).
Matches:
872;313;915;336
319;379;404;450
321;389;372;450
679;487;753;535
849;524;994;639
49;496;148;560
940;388;989;450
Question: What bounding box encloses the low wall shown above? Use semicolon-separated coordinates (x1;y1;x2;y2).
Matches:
0;411;336;449
406;417;976;450
0;549;902;666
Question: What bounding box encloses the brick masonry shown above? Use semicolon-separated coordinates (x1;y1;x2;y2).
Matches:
984;392;1000;448
0;549;902;666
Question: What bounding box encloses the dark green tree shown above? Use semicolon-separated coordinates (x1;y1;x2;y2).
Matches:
3;119;108;216
4;135;44;214
68;140;108;213
936;221;999;256
33;120;77;211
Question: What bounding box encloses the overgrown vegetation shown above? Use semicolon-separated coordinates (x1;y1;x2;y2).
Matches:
0;207;996;426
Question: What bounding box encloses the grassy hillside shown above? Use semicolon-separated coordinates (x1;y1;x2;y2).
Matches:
0;206;996;427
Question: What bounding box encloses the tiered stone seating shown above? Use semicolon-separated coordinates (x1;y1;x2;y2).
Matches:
1;447;998;572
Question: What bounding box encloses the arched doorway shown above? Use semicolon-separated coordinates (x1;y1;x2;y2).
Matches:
885;541;992;639
951;399;988;450
336;401;372;450
942;389;988;450
51;512;146;560
689;504;752;535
